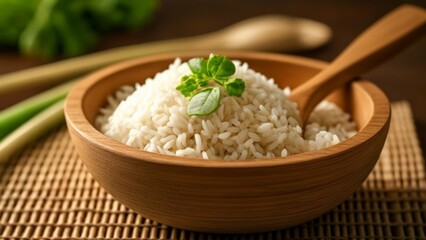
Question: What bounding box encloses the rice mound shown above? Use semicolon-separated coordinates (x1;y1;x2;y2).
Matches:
96;59;356;160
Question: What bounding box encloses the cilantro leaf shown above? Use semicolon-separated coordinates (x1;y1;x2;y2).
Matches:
207;55;235;78
187;87;221;116
197;77;210;87
177;54;246;116
188;58;208;74
225;78;245;97
176;75;198;97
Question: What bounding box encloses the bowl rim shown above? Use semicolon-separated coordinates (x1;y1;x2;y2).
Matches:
65;51;391;169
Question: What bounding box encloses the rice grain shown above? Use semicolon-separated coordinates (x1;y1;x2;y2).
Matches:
97;59;357;160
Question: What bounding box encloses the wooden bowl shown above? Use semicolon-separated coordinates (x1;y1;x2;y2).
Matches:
64;51;390;233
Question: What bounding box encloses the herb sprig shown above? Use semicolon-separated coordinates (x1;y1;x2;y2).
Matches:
176;54;245;116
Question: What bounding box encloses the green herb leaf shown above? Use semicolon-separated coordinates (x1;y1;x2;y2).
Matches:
197;78;209;87
187;87;221;116
213;78;225;86
188;58;207;75
13;0;158;59
225;78;245;97
207;55;235;78
177;54;246;117
176;75;198;97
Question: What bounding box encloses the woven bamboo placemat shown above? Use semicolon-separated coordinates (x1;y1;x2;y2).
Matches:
0;101;425;240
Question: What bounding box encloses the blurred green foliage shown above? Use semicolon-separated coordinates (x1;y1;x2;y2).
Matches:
0;0;158;59
0;0;40;47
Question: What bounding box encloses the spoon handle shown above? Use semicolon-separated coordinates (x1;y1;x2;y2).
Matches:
290;4;426;124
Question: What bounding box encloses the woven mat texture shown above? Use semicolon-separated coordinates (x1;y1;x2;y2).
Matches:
0;101;425;240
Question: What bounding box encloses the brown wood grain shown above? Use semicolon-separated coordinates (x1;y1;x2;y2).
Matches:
290;5;426;125
64;52;390;232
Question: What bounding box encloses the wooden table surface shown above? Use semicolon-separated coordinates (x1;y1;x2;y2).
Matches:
1;0;425;156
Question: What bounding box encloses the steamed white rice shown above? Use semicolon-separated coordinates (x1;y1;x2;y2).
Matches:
96;59;356;160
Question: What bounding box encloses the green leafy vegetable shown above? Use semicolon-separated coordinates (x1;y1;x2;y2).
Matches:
188;58;207;75
176;54;246;116
187;87;221;116
176;75;198;97
0;0;158;59
207;54;236;78
0;0;39;47
225;78;245;97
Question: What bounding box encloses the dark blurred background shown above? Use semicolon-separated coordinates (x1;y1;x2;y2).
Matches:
0;0;425;156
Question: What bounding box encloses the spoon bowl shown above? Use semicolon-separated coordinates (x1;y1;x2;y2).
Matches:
210;15;332;52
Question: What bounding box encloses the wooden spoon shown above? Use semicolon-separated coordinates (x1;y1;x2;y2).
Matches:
289;4;426;125
0;15;331;94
